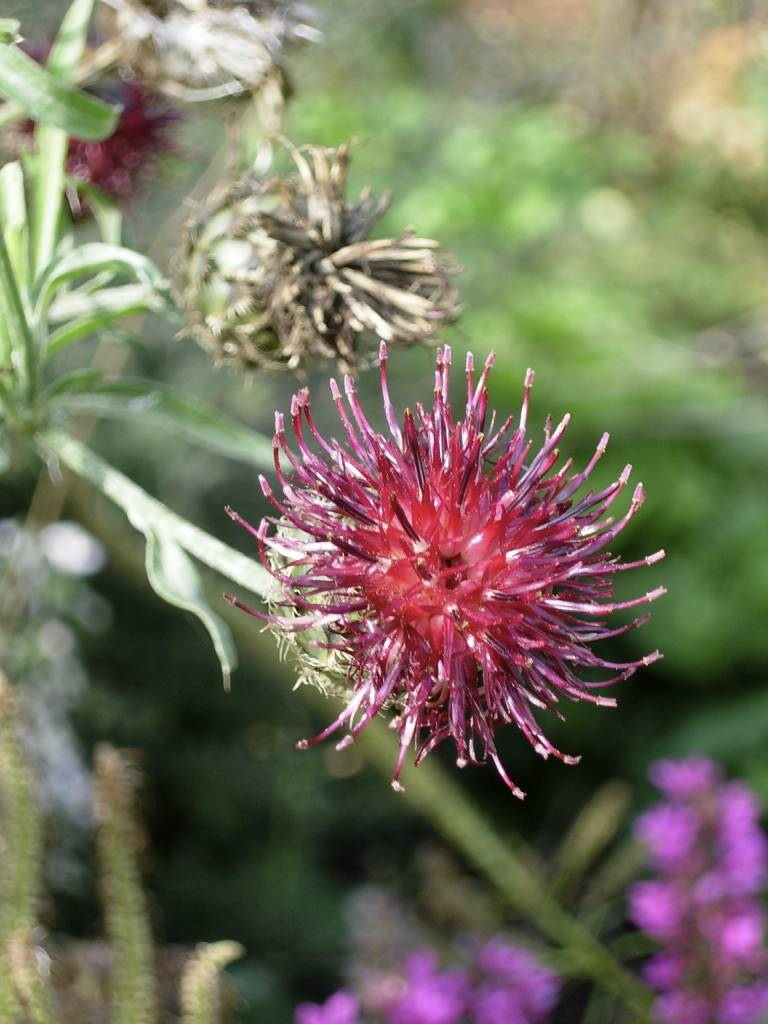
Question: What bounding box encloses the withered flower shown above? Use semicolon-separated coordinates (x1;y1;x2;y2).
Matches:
97;0;319;104
180;143;461;373
226;344;664;795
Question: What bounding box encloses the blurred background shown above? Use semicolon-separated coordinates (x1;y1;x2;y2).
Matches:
3;0;768;1019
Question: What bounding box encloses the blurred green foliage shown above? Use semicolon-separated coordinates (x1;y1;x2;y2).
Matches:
4;0;768;1020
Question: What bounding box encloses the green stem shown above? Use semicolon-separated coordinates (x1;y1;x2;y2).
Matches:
359;724;654;1022
31;0;97;277
0;671;44;1020
39;428;273;598
0;227;34;400
31;125;67;280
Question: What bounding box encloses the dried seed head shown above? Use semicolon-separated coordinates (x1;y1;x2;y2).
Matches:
179;143;462;373
97;0;319;104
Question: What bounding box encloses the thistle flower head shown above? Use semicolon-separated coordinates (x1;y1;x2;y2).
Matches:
13;52;178;214
98;0;319;104
227;345;664;795
180;143;460;373
66;81;178;205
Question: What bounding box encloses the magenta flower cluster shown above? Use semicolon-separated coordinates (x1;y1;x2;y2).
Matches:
295;938;560;1024
628;757;768;1024
228;343;664;795
66;82;178;203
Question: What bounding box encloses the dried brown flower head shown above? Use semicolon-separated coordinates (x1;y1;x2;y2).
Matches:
97;0;319;104
179;143;461;373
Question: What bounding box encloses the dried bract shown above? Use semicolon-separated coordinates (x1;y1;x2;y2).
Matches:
180;143;461;373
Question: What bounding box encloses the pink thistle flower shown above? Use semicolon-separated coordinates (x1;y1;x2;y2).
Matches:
65;81;179;206
227;344;664;795
18;47;179;212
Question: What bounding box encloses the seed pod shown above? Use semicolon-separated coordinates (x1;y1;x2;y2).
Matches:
97;0;319;104
179;143;461;373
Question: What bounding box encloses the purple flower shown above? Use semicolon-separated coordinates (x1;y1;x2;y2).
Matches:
719;983;768;1024
386;953;467;1024
627;881;685;940
642;953;684;990
635;803;700;873
228;344;663;795
471;984;529;1024
654;990;712;1024
296;935;560;1024
629;757;768;1023
649;757;721;800
295;992;362;1024
471;940;560;1021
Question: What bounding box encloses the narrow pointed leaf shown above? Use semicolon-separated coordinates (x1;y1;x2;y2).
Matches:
35;242;168;320
72;181;123;244
0;161;29;295
49;378;274;468
143;527;238;688
39;429;274;599
0;43;116;140
46;285;165;353
31;0;106;278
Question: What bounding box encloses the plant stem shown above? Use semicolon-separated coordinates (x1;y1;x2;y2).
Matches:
0;227;34;400
95;745;157;1024
358;724;654;1022
39;429;274;599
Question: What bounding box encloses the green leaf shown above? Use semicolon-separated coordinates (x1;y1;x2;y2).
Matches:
0;426;11;474
30;0;105;279
71;181;122;245
143;526;238;688
44;367;105;398
40;429;274;600
551;782;631;903
34;242;169;322
0;43;116;141
0;161;29;294
0;225;35;396
46;285;165;353
0;161;27;231
0;21;20;44
46;0;95;79
49;378;274;468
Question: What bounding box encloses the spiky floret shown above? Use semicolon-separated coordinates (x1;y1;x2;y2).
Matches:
180;143;461;373
98;0;319;104
227;344;664;795
66;81;178;204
